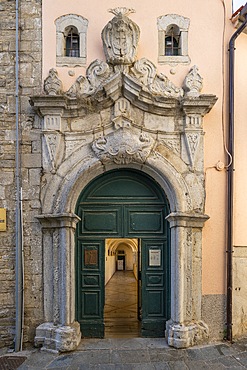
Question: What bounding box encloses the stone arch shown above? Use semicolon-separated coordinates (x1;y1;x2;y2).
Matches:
41;149;192;216
36;150;209;352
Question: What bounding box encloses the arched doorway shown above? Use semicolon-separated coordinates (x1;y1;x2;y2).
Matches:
75;169;170;338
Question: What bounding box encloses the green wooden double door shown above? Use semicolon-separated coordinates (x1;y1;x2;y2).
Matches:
76;169;170;338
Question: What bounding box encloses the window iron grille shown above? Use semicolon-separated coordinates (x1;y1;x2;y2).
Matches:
65;28;80;57
165;27;181;56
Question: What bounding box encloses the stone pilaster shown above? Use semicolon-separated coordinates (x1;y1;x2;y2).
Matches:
165;212;209;348
35;213;81;352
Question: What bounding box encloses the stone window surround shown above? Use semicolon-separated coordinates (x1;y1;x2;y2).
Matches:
55;14;88;67
157;14;190;65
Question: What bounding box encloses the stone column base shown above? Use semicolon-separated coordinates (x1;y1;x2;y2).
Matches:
35;322;81;353
166;320;209;349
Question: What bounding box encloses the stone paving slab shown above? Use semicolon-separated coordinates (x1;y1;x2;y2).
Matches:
1;337;245;369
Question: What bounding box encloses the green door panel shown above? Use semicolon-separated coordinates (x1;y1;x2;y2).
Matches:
124;206;165;237
78;206;122;236
76;169;170;339
83;292;101;316
141;239;169;337
84;213;116;231
147;291;164;315
77;240;105;338
130;213;161;231
81;170;165;204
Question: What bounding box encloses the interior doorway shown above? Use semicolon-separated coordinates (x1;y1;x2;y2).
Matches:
104;238;139;338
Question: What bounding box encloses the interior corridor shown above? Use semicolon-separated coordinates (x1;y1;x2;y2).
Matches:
104;271;140;338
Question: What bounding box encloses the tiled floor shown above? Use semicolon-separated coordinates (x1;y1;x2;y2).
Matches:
104;270;141;338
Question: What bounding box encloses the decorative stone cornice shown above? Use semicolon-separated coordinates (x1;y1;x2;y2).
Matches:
35;65;217;119
166;212;209;228
30;95;66;113
36;213;81;229
182;95;218;117
122;72;181;115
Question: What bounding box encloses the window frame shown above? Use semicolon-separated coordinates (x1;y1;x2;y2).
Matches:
157;14;190;65
65;26;80;57
164;25;181;56
55;14;88;67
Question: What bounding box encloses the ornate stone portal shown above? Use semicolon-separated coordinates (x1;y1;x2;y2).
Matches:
31;8;217;352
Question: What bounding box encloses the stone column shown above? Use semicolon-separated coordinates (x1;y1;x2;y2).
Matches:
35;213;81;353
165;212;209;348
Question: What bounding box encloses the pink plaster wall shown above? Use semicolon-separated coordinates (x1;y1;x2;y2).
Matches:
42;0;247;297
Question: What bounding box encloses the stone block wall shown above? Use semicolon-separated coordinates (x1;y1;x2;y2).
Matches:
0;0;42;348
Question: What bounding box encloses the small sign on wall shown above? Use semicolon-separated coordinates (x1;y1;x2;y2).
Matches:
149;249;161;266
0;208;6;231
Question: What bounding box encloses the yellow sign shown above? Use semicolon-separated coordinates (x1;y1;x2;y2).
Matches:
0;208;6;231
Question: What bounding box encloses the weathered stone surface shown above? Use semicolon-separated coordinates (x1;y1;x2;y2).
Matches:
22;154;42;168
202;294;226;341
0;0;42;349
102;8;140;66
233;246;247;337
35;322;81;353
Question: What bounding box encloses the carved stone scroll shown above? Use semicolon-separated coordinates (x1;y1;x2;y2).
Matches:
131;58;183;98
131;58;157;86
66;75;92;98
86;59;111;88
66;60;112;100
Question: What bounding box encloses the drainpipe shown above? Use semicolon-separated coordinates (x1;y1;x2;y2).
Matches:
227;3;247;343
14;0;24;352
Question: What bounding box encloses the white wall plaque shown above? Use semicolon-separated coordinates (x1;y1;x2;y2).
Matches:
149;249;161;266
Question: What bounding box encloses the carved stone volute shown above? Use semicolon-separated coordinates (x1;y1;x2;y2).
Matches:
101;7;140;66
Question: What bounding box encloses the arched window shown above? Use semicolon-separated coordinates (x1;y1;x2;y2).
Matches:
55;14;88;67
157;14;190;65
65;26;80;57
165;25;180;56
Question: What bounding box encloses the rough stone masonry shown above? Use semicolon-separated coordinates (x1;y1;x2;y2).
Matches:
0;0;43;348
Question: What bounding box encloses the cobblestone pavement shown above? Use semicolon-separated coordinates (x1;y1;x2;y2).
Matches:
1;337;247;369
